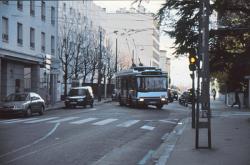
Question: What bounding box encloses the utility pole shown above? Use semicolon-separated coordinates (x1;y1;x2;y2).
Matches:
97;27;102;102
114;30;118;72
196;0;211;149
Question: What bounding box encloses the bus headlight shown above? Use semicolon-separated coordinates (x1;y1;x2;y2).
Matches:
139;98;144;102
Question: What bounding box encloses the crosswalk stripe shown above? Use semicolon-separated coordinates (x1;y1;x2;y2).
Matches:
48;117;79;123
141;125;155;131
159;120;177;124
70;118;98;124
3;118;38;124
117;120;140;127
24;117;59;124
92;118;118;126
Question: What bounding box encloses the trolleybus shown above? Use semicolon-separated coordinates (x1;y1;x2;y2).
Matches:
115;66;168;109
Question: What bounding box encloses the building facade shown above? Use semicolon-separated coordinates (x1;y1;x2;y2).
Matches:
0;1;58;101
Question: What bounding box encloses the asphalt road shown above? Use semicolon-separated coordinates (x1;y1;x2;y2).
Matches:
0;101;189;165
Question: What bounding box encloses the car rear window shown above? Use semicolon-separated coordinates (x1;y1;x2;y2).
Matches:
68;89;86;96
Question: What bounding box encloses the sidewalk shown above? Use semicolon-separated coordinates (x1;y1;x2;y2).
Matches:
157;100;250;165
45;98;112;111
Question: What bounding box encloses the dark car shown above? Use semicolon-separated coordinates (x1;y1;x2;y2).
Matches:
179;91;192;106
172;90;179;101
65;86;94;108
0;92;45;117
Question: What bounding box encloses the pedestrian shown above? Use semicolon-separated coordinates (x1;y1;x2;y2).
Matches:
231;89;241;109
212;89;216;100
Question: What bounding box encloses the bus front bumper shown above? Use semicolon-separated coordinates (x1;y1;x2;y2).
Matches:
136;97;168;105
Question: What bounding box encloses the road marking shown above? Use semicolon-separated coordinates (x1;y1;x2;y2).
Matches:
48;117;79;123
141;125;155;131
24;117;59;124
2;118;38;124
70;118;98;124
0;123;60;159
117;120;140;127
159;120;177;125
92;118;118;126
138;150;155;165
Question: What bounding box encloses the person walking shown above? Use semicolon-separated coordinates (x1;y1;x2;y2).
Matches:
231;89;241;109
212;89;216;100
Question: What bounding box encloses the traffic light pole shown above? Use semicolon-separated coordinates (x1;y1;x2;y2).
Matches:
191;71;195;129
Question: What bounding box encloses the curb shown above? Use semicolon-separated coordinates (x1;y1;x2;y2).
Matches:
153;118;189;165
45;99;113;111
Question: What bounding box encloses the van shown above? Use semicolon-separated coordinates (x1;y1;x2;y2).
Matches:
64;86;94;108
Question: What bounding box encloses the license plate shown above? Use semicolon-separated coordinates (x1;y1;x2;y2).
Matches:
70;102;77;104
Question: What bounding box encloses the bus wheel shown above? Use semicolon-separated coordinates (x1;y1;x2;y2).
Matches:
156;104;163;109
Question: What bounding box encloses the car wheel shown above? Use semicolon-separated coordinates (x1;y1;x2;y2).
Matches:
39;106;45;116
25;107;32;117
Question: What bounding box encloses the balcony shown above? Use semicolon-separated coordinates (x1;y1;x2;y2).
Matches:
2;34;8;42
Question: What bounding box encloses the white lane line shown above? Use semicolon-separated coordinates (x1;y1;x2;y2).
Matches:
3;118;38;124
117;120;140;127
159;120;177;125
141;125;155;131
24;117;59;124
48;117;79;123
92;118;118;126
0;123;60;159
0;119;21;123
70;118;98;124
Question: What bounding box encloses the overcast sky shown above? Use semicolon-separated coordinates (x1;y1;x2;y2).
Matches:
94;0;192;89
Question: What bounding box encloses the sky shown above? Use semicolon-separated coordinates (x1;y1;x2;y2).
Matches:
94;0;192;89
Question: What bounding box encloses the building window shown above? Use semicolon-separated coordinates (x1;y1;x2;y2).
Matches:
70;7;73;15
51;6;55;25
30;0;35;16
17;0;23;11
63;3;66;11
2;17;8;42
2;1;8;5
17;23;23;45
41;32;45;52
30;27;35;49
51;35;55;55
41;1;45;21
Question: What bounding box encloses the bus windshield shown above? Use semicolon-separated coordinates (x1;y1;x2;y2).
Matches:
137;77;167;92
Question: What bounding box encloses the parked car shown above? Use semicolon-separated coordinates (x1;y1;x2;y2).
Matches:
64;86;94;108
0;92;45;117
179;90;196;106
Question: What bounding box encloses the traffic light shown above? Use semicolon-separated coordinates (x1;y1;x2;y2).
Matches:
189;54;197;71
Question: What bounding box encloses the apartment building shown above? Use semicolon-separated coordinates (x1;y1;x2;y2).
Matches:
0;0;58;99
